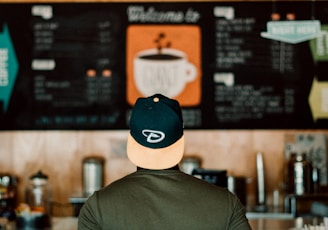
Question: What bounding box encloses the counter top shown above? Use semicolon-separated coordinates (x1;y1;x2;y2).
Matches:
246;212;294;220
52;217;78;230
4;216;324;230
53;216;328;230
3;217;78;230
249;217;325;230
53;216;325;230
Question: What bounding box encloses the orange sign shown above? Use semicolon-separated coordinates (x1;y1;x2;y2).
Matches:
126;25;202;106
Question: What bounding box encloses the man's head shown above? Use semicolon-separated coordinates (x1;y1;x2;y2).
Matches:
127;94;185;170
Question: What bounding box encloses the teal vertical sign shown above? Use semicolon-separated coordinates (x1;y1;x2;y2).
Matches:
0;24;18;112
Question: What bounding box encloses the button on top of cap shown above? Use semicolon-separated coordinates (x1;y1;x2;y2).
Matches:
153;97;159;103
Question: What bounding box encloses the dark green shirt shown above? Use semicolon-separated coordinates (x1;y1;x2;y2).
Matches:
78;168;251;230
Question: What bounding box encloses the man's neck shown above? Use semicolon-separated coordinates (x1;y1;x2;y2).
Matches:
137;165;180;171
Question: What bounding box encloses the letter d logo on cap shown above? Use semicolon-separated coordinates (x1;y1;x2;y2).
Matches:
142;129;165;143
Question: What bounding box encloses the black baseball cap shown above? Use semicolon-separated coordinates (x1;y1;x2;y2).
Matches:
127;94;185;169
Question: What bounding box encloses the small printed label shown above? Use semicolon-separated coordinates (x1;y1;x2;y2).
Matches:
213;6;234;20
32;59;56;70
32;5;53;20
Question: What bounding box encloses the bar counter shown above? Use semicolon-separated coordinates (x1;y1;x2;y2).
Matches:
249;217;325;230
3;216;324;229
50;216;327;230
52;217;78;229
2;217;79;230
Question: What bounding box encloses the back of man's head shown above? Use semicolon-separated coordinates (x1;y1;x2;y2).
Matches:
127;94;185;170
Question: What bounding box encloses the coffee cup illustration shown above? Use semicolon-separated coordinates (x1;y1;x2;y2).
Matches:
133;48;197;98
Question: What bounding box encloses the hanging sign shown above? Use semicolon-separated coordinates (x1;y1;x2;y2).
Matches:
261;20;323;44
309;77;328;122
310;25;328;61
0;24;18;112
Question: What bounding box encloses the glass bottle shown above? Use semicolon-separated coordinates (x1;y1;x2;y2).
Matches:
293;154;313;195
23;170;52;229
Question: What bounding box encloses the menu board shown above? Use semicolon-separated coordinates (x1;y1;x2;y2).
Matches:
0;1;328;130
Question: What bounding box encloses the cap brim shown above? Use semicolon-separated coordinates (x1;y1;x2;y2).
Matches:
127;134;185;170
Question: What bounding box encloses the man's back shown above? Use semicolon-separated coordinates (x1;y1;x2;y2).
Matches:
78;168;251;230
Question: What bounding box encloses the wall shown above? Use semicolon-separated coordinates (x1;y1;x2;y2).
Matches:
0;130;327;216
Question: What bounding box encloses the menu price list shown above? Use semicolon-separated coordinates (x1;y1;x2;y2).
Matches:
33;5;124;129
213;83;298;128
209;1;319;129
33;74;114;107
215;17;256;70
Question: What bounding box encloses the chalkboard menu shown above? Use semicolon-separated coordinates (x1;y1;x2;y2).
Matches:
0;1;328;130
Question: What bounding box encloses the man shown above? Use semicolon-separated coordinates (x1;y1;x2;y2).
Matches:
78;94;251;230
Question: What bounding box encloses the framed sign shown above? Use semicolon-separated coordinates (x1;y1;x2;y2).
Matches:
0;1;328;130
